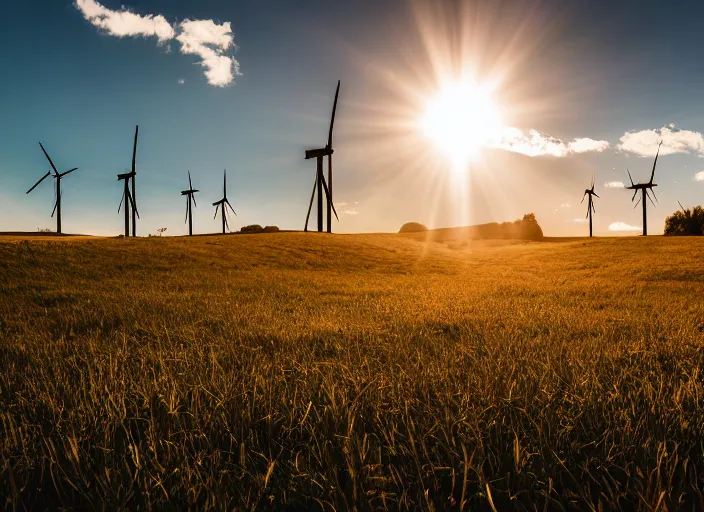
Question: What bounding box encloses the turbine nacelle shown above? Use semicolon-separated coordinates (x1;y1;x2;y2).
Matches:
305;146;334;160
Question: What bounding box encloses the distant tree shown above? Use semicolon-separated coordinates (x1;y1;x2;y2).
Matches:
664;204;704;236
263;226;280;233
519;213;544;240
399;222;428;233
241;224;264;233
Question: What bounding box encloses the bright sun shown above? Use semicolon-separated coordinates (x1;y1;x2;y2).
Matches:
420;79;503;166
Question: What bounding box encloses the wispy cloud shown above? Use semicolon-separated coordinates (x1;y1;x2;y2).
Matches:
604;181;625;188
75;0;240;87
491;128;609;157
695;171;704;182
343;209;359;216
74;0;174;41
609;222;641;232
572;218;588;224
177;78;185;85
553;203;571;214
618;124;704;157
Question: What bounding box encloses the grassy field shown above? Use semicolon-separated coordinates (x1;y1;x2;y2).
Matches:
1;233;703;510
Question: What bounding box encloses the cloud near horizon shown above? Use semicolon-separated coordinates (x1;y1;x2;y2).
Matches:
609;222;641;232
618;124;704;157
75;0;240;87
695;171;704;182
491;128;610;157
604;181;625;188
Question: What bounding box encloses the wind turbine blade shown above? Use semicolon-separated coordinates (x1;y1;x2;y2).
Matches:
649;141;662;184
226;199;237;216
634;197;641;209
591;202;595;214
60;167;78;178
223;170;227;197
627;169;634;187
304;173;317;231
185;199;190;224
631;189;638;202
118;190;125;213
649;188;658;203
678;201;686;213
26;171;51;194
213;203;220;220
591;174;595;189
132;126;139;174
327;80;341;148
128;191;140;218
593;192;600;198
188;171;193;191
51;195;59;218
646;190;656;207
39;143;59;174
320;173;339;221
581;192;586;204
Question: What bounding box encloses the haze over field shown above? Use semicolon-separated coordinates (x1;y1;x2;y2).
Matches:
1;0;704;236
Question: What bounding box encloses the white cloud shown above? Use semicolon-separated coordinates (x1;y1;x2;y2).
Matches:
176;19;241;87
695;171;704;182
568;138;610;154
618;124;704;157
604;181;625;188
75;0;240;87
491;128;609;157
177;78;185;85
572;218;588;224
609;222;641;232
343;209;359;216
75;0;174;42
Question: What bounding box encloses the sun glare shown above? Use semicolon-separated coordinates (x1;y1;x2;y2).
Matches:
420;79;503;166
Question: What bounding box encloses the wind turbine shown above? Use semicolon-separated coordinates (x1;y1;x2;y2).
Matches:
117;168;139;237
304;80;340;233
581;176;599;237
181;171;199;236
26;142;78;234
212;170;237;234
626;141;661;236
116;126;139;237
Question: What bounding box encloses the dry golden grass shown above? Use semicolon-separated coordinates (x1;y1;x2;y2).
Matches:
1;233;703;509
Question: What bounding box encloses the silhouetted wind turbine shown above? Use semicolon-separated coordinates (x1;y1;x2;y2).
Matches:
212;170;237;234
626;141;661;236
182;171;199;236
581;175;599;237
131;126;138;237
117;168;139;237
26;142;78;234
304;80;340;233
116;126;139;237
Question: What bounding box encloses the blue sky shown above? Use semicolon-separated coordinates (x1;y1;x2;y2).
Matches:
1;0;704;236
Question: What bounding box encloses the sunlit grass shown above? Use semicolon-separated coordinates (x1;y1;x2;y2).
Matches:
1;233;703;509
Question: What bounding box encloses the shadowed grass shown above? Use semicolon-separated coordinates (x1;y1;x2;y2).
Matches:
1;233;704;509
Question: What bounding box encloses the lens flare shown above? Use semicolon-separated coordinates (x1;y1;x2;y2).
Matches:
420;79;503;167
